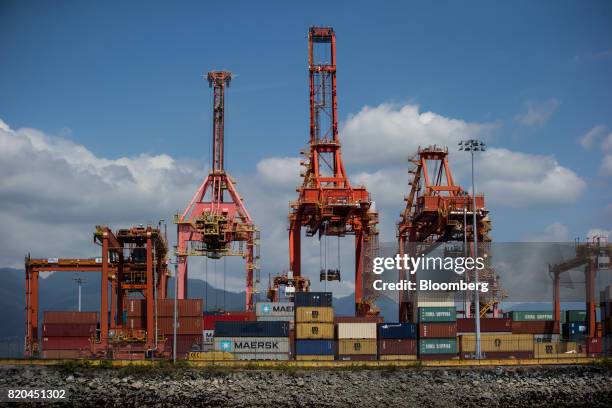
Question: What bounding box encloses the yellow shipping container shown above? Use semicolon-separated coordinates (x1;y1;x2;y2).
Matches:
535;342;587;358
338;339;377;355
460;334;534;352
295;323;334;339
295;355;335;361
379;354;417;360
295;307;334;323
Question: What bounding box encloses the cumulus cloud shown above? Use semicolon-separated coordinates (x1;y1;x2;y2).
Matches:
341;103;496;166
255;157;300;188
515;98;560;127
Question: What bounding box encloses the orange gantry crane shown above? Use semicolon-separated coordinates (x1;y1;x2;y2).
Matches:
175;71;259;310
397;145;501;322
549;236;611;338
288;27;379;316
25;225;169;358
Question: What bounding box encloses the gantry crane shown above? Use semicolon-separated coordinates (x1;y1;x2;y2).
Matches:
397;146;502;322
25;225;169;358
175;71;259;310
288;27;379;316
549;236;611;338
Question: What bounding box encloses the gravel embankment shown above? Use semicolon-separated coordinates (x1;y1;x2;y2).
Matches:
1;364;611;407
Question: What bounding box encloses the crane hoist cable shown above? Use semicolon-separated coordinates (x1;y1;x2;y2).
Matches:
223;256;227;311
204;256;208;312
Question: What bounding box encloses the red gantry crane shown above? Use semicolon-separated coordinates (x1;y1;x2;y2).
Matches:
175;71;259;310
397;146;502;322
288;27;379;316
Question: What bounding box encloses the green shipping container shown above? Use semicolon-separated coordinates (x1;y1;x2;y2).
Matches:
510;311;553;321
565;310;586;323
419;339;457;354
418;307;456;322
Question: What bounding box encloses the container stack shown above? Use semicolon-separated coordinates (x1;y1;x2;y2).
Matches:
202;311;255;352
337;322;377;361
213;321;290;360
509;311;560;336
294;292;335;361
417;306;457;360
377;323;417;360
41;311;98;359
562;310;587;341
156;299;203;357
459;333;534;359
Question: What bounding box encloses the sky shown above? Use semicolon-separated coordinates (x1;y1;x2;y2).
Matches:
1;1;611;296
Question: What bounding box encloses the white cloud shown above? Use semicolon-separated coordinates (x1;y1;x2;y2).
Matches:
515;99;560;127
341;103;495;166
255;157;300;188
580;125;606;149
525;222;570;242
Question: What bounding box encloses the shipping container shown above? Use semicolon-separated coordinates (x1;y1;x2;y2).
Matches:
563;322;587;337
461;351;534;359
295;323;334;339
295;307;334;323
41;337;91;350
126;299;145;316
157;316;202;335
294;292;333;308
202;311;255;330
337;355;377;361
512;320;559;334
586;337;602;355
156;299;202;317
459;334;534;353
42;323;96;337
378;339;417;355
377;323;417;339
334;316;384;324
43;311;98;324
419;322;457;338
214;337;290;353
294;340;336;355
337;323;377;339
379;354;417;361
456;318;511;333
338;339;377;355
416;301;456;308
163;335;203;353
419;339;457;354
418;307;456;322
533;334;560;343
509;311;554;321
256;315;293;322
214;321;289;337
232;353;290;361
255;302;294;317
295;355;335;361
126;316;146;329
565;310;587;323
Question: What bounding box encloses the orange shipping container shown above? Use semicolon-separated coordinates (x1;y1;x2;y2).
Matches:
157;316;202;335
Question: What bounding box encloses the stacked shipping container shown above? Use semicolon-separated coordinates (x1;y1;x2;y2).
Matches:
336;322;377;361
41;311;98;359
294;292;335;360
417;307;457;360
213;321;290;360
377;323;417;360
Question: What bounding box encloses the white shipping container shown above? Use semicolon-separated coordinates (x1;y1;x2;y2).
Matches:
337;323;377;339
214;337;290;353
232;353;290;360
416;301;456;307
255;302;295;317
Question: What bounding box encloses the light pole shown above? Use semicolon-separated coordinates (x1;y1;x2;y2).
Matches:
73;275;87;312
459;139;485;359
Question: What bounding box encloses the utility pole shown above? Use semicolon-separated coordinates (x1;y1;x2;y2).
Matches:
73;275;87;312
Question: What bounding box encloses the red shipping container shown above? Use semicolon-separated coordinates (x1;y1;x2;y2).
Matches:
163;334;202;353
419;323;457;338
512;321;560;334
334;316;384;324
43;311;98;324
126;299;146;317
125;317;146;329
586;337;602;355
157;316;202;335
337;355;377;361
42;323;96;337
378;339;417;355
42;337;91;350
157;299;202;317
457;318;512;333
203;312;255;330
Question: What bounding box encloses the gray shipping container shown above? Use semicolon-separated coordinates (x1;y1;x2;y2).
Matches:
232;353;290;360
214;337;290;354
256;315;294;322
255;302;294;317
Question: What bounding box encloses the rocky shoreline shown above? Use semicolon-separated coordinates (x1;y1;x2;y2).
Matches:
1;364;610;407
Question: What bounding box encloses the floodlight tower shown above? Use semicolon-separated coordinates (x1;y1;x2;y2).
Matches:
175;71;259;311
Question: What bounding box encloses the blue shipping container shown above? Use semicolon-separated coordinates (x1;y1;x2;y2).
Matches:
214;321;289;337
295;340;336;355
378;323;417;339
294;292;333;308
563;322;587;336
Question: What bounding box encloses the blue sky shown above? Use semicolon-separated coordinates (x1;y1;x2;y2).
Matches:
0;1;611;294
